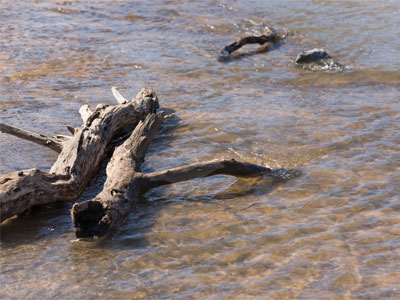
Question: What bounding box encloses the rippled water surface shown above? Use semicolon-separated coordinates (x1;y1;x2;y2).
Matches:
1;0;400;299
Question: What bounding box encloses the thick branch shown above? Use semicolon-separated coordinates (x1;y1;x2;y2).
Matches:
0;123;63;153
50;88;159;176
0;169;75;221
141;158;271;192
71;112;165;238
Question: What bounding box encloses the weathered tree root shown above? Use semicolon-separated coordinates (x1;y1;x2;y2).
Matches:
219;26;278;61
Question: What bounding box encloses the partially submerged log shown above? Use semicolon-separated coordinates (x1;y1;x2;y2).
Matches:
1;87;296;238
0;88;159;222
71;112;165;237
71;115;273;237
219;26;279;61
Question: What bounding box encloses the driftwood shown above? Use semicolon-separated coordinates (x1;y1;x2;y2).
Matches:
1;87;284;238
0;88;159;222
71;126;272;237
219;26;278;61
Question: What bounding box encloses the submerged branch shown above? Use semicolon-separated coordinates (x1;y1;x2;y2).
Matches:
219;26;278;61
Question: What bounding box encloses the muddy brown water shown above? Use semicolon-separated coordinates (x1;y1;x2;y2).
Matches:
1;1;400;299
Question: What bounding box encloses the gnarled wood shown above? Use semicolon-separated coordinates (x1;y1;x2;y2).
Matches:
0;169;75;221
71;155;276;238
0;88;159;222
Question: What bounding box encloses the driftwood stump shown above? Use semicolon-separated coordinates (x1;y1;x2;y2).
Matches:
1;87;284;238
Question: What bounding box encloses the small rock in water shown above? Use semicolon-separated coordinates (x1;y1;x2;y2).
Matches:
295;48;344;71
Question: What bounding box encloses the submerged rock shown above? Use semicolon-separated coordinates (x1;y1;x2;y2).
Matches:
295;48;344;71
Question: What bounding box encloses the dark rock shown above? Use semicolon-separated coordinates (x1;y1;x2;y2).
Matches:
295;48;344;71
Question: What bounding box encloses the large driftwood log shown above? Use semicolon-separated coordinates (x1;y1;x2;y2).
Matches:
0;88;159;222
1;87;295;239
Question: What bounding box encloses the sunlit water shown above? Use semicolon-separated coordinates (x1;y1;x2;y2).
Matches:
1;0;399;299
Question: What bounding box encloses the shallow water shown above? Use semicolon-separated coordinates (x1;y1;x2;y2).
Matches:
1;0;400;299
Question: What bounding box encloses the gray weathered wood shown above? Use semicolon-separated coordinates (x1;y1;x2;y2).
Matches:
71;112;165;237
71;132;273;238
0;88;159;223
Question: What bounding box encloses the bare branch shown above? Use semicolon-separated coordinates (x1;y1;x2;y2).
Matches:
0;169;75;222
111;87;128;104
141;158;271;192
79;104;92;123
0;122;63;153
